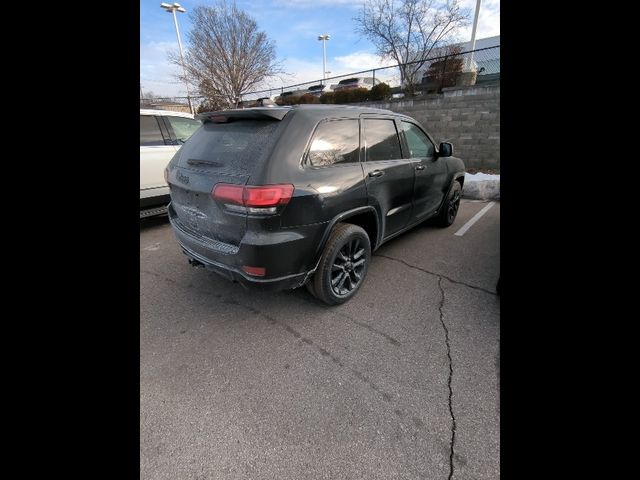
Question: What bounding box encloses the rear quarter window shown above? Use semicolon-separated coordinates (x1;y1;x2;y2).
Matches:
306;119;360;167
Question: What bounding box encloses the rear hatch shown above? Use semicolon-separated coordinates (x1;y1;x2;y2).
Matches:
168;110;288;247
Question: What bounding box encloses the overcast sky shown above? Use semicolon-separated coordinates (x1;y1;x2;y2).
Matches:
140;0;500;98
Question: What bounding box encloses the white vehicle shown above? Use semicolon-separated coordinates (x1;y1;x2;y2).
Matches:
332;77;382;92
140;109;201;218
306;84;332;97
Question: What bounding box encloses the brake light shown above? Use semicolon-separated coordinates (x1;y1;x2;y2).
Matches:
208;115;228;123
212;183;294;208
244;185;294;206
211;184;244;204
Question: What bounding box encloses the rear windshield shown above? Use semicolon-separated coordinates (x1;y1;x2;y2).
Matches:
338;78;359;85
176;120;282;175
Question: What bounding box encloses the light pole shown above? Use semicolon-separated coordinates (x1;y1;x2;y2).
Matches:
317;34;330;83
161;2;194;114
467;0;482;70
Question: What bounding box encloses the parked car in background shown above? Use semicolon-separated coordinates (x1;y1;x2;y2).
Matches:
166;105;464;304
307;84;331;97
274;89;308;104
240;97;277;108
332;77;382;92
140;109;202;218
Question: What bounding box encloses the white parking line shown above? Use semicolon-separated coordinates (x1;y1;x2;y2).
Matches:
454;201;495;236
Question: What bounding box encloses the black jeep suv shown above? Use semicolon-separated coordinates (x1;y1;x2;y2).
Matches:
166;105;464;305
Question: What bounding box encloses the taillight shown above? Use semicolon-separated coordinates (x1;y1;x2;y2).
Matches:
211;184;244;204
212;183;294;214
244;185;294;207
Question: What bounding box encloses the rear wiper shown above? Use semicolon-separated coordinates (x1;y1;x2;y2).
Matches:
187;158;222;167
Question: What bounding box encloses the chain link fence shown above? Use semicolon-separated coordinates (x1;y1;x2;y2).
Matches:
140;45;499;110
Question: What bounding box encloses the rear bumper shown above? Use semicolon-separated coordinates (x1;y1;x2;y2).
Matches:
179;243;311;291
168;203;325;291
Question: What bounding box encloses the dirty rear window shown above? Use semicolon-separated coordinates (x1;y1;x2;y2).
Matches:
177;120;282;175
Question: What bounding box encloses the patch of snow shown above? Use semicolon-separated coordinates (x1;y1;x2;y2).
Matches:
462;172;500;200
465;172;500;182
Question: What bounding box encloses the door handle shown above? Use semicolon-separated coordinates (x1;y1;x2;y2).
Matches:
415;165;426;171
368;170;384;178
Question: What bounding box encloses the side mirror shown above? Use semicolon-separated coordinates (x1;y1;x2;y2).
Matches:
439;142;453;157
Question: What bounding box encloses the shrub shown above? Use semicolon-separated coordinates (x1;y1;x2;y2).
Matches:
350;88;370;103
296;93;320;104
320;92;335;104
333;87;369;104
275;94;297;106
275;92;320;105
369;82;391;101
332;89;350;104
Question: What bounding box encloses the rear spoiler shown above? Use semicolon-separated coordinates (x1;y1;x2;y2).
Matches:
197;107;291;123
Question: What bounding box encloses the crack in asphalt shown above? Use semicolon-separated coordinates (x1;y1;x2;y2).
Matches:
374;253;497;296
339;314;401;346
143;267;463;478
364;254;465;478
437;276;457;480
141;268;395;404
294;289;402;347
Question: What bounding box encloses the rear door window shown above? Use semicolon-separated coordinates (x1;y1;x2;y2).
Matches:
306;119;360;167
363;118;402;161
140;115;165;146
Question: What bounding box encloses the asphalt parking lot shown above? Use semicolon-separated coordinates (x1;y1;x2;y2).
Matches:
140;199;500;480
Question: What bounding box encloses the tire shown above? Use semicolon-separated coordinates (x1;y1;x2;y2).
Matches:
436;181;462;227
305;278;317;298
312;223;371;305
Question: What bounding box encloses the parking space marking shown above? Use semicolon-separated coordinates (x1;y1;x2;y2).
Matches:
454;201;495;236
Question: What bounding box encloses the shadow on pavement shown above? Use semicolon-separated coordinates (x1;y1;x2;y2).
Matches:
139;214;169;231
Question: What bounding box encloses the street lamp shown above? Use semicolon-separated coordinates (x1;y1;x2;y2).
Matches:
160;2;194;115
467;0;482;71
317;34;330;83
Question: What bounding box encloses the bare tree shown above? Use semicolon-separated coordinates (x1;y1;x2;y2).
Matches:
354;0;469;93
170;1;281;109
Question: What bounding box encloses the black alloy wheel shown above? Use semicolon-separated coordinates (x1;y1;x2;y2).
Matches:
309;223;371;305
437;181;462;227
